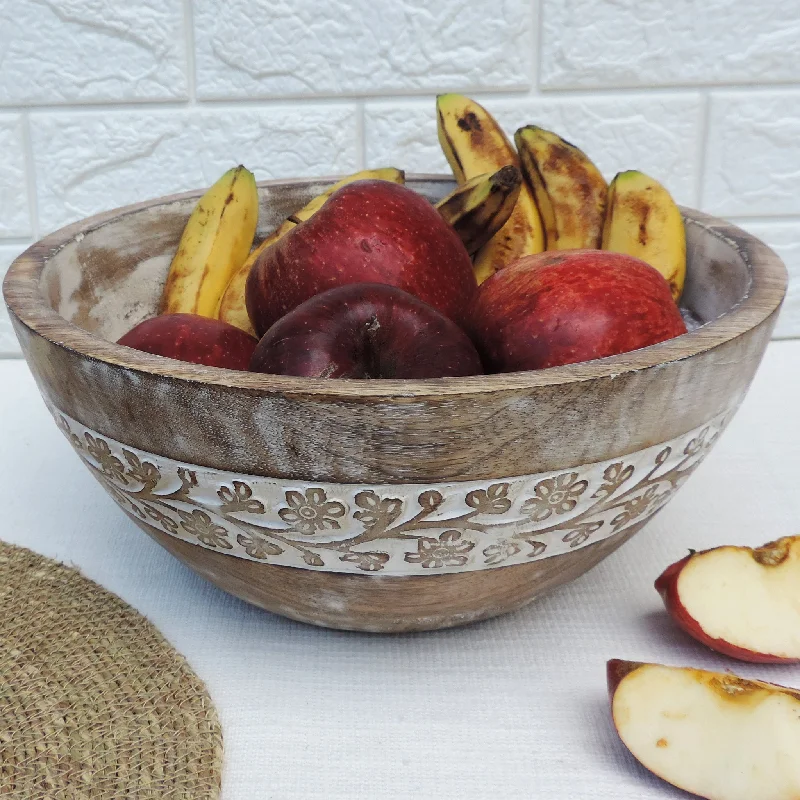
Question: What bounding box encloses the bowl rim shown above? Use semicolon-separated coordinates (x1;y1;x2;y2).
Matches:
3;174;788;399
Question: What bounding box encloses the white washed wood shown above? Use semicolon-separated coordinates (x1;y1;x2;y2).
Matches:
53;408;731;576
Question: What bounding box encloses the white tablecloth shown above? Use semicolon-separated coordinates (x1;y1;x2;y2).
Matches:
2;344;799;799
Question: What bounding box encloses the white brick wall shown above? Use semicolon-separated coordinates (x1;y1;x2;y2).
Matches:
1;0;799;356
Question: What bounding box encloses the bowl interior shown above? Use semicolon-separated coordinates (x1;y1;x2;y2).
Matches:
37;176;750;347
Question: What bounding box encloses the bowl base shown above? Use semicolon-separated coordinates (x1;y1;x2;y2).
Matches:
132;513;649;633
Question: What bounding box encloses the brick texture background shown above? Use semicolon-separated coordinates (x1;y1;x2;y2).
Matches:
1;0;798;354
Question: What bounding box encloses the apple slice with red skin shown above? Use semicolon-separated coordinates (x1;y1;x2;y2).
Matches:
656;536;800;663
249;283;483;379
118;313;257;370
608;659;800;800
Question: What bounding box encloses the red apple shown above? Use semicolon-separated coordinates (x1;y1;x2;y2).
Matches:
470;249;687;372
655;536;800;663
249;283;483;379
118;313;257;370
607;659;800;800
245;179;477;337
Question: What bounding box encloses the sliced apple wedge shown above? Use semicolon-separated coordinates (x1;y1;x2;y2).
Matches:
656;536;800;663
608;660;800;800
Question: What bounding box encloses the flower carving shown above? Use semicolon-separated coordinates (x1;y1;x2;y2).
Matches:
339;551;390;572
483;539;521;566
144;504;178;533
236;532;283;559
354;491;402;530
684;428;710;457
218;481;265;515
592;462;634;499
178;509;231;549
562;521;604;548
466;483;512;515
176;468;198;499
522;537;547;558
417;489;444;512
522;472;588;522
279;488;346;535
57;416;83;449
302;552;325;567
610;486;659;531
123;449;160;490
405;531;475;569
85;434;127;485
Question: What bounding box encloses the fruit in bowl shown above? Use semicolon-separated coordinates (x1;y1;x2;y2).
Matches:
111;94;695;383
119;314;257;371
245;179;478;336
249;283;483;379
470;250;687;373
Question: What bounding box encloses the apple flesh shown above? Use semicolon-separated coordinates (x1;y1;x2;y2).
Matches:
118;313;257;370
608;659;800;800
655;536;800;663
470;249;687;372
246;179;478;337
249;283;483;379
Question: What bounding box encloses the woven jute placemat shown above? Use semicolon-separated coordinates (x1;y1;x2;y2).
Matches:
0;541;223;798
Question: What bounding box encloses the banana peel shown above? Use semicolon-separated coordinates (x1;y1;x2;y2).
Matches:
216;226;289;337
162;165;259;318
216;167;404;334
436;94;544;282
435;166;521;258
515;126;607;250
602;170;686;301
287;167;404;224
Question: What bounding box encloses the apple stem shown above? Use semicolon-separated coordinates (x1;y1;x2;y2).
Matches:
364;314;382;379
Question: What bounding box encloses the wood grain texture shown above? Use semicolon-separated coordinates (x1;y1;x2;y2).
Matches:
133;511;650;633
1;175;788;631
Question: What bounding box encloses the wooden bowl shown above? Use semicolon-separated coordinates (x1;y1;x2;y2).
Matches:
3;176;787;632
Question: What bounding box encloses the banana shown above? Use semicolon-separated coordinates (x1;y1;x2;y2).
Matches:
287;167;405;224
601;170;686;301
435;166;522;256
162;165;259;318
216;168;404;334
514;126;607;250
436;94;545;283
216;227;288;336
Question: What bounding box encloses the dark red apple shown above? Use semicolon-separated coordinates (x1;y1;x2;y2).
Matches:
118;313;257;370
655;536;800;663
249;283;483;379
471;249;687;372
245;180;477;337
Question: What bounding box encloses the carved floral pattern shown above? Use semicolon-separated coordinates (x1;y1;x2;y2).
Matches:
51;408;730;577
278;488;346;534
521;472;588;522
405;531;475;568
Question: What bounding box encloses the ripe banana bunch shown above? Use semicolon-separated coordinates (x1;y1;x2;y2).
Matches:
602;170;686;300
217;168;405;335
435;166;522;256
437;94;545;284
436;94;687;302
162;165;259;318
515;126;607;250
